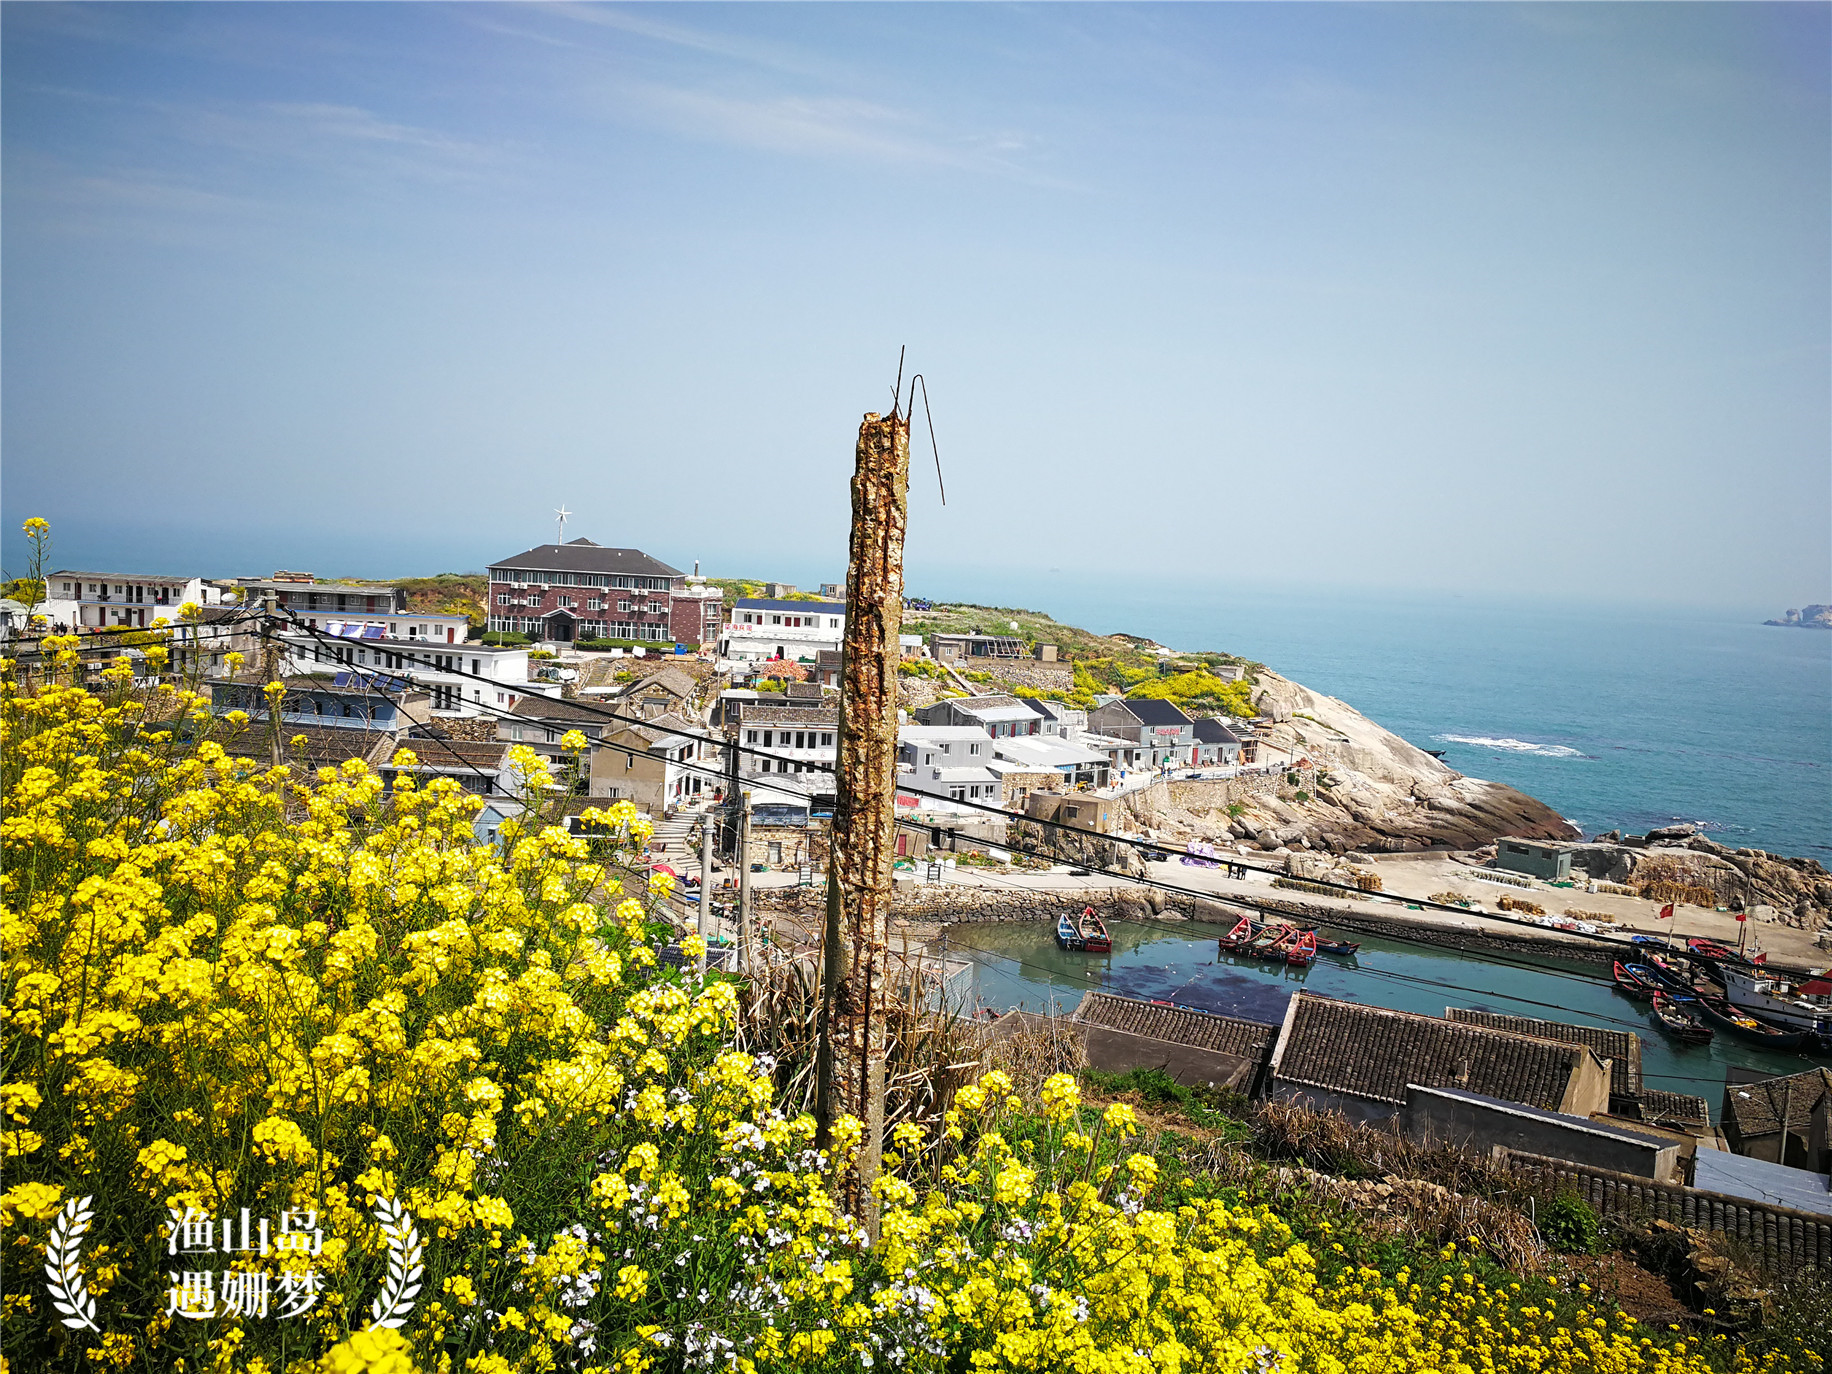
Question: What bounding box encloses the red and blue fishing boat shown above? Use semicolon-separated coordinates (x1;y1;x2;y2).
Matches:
1055;912;1085;952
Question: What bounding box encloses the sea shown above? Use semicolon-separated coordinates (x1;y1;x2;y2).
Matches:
919;578;1831;862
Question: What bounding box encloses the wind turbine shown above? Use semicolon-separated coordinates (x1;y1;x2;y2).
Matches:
554;505;572;544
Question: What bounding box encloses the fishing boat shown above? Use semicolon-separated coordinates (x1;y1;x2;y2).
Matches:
1686;937;1747;965
1217;916;1255;953
1244;922;1293;960
1640;953;1697;994
1613;962;1658;1001
1284;928;1318;968
1691;990;1813;1050
1077;906;1112;954
1313;933;1361;956
1721;967;1832;1047
1054;913;1084;952
1648;992;1714;1045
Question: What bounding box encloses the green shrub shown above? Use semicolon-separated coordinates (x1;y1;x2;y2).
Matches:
1537;1192;1601;1253
482;630;530;645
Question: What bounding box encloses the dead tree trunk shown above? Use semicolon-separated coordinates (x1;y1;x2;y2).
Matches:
815;407;909;1240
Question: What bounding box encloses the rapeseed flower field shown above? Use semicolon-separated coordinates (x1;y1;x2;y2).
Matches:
0;637;1806;1372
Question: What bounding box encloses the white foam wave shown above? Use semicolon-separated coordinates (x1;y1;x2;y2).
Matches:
1436;734;1586;759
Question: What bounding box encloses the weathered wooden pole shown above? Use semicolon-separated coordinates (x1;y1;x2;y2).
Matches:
814;405;910;1239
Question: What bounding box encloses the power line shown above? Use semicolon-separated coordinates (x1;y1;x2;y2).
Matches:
265;609;1701;967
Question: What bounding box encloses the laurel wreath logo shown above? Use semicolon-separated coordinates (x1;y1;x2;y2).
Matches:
367;1197;424;1330
44;1195;100;1332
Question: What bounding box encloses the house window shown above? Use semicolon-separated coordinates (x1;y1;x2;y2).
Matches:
588;598;603;610
768;842;783;864
821;733;834;746
770;615;781;625
619;600;633;613
497;595;511;606
969;743;981;755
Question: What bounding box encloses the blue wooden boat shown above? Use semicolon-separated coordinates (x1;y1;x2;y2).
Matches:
1055;913;1084;951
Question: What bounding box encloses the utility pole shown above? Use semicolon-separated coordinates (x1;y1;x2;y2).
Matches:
814;398;910;1240
737;796;753;973
698;811;714;974
261;591;283;772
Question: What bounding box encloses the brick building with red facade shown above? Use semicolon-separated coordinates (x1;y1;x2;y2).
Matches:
487;539;722;646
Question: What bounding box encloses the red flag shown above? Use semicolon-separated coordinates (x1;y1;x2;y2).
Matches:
1735;911;1747;923
1657;903;1675;920
1752;952;1767;964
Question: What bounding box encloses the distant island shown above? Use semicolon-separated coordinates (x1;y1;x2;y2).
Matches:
1763;604;1831;628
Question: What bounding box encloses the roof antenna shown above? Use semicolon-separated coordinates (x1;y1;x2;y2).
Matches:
554;505;572;544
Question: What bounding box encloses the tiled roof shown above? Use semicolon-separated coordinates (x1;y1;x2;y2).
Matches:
506;695;615;725
1447;1009;1641;1102
741;705;838;726
632;667;696;698
1192;718;1244;745
1073;992;1278;1060
1274;993;1593;1109
1723;1067;1832;1138
1634;1089;1712;1132
387;740;507;770
225;726;396;769
734;598;846;614
1117;698;1193;727
490;540;682;579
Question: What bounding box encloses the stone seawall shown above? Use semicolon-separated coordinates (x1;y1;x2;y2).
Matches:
755;882;1617;966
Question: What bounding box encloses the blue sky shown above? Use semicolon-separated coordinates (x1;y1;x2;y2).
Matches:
3;2;1827;610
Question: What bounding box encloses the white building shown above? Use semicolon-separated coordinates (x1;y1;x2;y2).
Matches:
736;705;839;780
43;571;223;633
899;724;996;770
988;734;1111;790
719;597;846;663
281;625;539;717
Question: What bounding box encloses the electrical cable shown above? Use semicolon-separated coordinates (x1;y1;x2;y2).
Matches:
265;609;1744;972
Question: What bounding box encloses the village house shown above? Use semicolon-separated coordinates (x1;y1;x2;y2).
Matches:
598;715;712;812
736;704;839;781
487;539;707;645
915;694;1043;739
210;673;430;732
379;739;512;799
928;631;1027;663
988;734;1111;796
281;627;533;716
43;570;223;632
1087;697;1197;767
1067;993;1278;1094
1191;717;1245;766
623;665;700;718
1722;1066;1832;1172
1023;790;1118;835
1269;992;1612;1124
719;597;847;663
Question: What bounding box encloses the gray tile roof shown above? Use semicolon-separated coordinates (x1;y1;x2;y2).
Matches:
1723;1067;1832;1139
740;704;838;726
1634;1089;1712;1132
490;540;682;579
1114;698;1193;728
1073;992;1278;1060
1447;1008;1641;1103
1274;993;1594;1109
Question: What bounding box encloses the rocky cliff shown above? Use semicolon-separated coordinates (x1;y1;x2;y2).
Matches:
1079;667;1576;860
1763;604;1831;628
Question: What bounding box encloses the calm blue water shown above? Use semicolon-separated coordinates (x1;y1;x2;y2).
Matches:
920;577;1831;861
944;915;1827;1105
